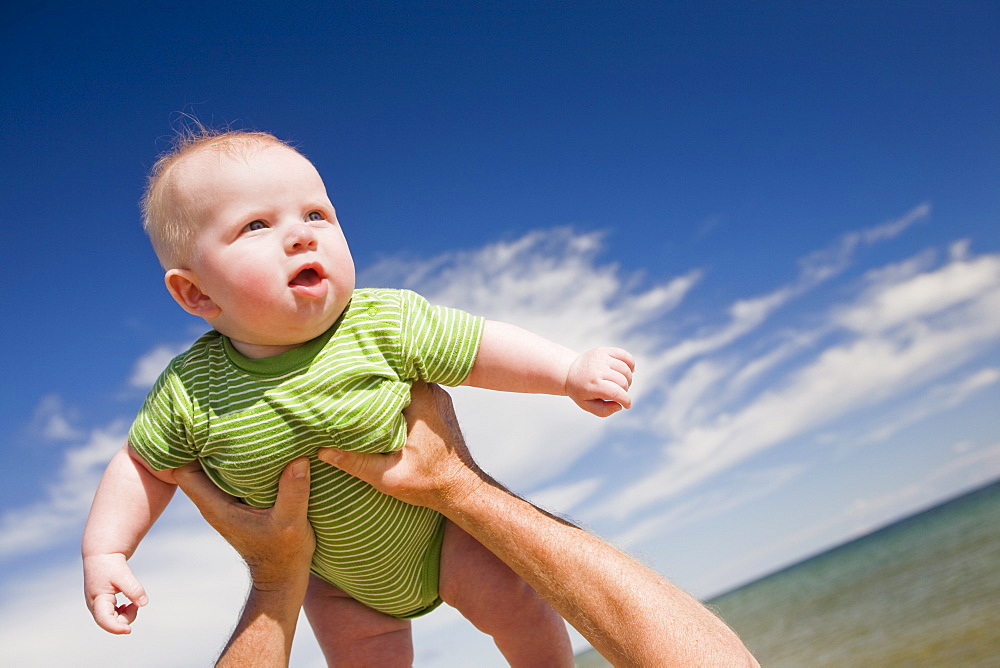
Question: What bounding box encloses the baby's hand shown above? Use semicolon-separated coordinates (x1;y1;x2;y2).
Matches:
83;553;149;635
566;347;635;417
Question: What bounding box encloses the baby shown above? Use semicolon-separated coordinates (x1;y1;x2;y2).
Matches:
82;131;634;664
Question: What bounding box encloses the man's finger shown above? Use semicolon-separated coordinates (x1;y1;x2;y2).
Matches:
270;458;311;520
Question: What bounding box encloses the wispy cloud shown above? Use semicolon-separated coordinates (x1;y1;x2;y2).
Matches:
796;203;930;285
365;226;700;488
0;423;125;559
2;339;197;559
28;394;83;441
860;367;1000;444
606;218;1000;518
527;477;603;516
128;342;192;389
836;244;999;334
362;227;699;352
656;205;932;376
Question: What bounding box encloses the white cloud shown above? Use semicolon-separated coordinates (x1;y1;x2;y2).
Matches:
837;252;1000;333
360;217;997;516
128;342;192;389
607;244;1000;519
449;389;606;489
363;227;696;354
723;329;822;402
949;239;972;261
527;477;603;516
0;423;125;559
654;359;730;436
863;203;931;243
364;227;700;489
655;287;796;372
797;203;929;286
860;367;1000;444
355;211;941;493
650;206;932;379
29;394;82;440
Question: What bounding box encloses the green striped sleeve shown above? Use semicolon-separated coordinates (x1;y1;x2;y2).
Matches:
398;290;484;386
128;356;199;471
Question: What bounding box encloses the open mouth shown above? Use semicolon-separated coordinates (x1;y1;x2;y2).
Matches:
289;267;322;287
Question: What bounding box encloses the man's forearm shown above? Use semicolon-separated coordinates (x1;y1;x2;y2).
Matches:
439;479;758;667
216;578;308;667
174;458;315;668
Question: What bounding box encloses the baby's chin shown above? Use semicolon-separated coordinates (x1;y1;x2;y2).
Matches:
222;319;340;358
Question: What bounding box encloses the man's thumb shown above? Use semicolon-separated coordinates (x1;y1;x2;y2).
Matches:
273;457;311;512
317;448;389;486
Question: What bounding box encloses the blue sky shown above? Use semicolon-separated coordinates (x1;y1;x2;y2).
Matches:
1;2;998;665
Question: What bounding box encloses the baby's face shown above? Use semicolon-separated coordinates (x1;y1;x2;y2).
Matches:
172;145;356;352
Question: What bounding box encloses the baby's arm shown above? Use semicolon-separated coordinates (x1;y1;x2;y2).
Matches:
463;320;635;417
82;443;177;634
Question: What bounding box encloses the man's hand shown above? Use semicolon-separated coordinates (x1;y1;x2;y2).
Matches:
566;347;635;417
83;552;148;634
318;382;485;512
173;458;315;589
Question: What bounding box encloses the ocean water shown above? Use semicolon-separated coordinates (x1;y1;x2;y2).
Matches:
575;480;1000;667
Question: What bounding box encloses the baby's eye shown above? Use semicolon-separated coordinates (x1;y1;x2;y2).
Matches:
306;211;324;221
244;220;268;232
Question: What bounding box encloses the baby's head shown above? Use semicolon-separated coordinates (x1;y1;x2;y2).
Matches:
142;130;293;270
142;130;356;356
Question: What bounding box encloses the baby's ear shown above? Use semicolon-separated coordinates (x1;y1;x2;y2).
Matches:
164;269;221;318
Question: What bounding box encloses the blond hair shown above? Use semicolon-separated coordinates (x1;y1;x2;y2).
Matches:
141;129;295;269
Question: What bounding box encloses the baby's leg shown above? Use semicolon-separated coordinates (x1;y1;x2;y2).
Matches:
304;574;413;667
439;520;574;667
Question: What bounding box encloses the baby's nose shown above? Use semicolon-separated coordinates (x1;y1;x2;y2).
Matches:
287;223;318;250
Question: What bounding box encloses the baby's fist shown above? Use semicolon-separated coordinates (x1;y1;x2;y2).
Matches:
567;347;635;417
83;553;148;635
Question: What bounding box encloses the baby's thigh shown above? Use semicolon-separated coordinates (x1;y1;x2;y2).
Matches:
438;520;543;625
304;575;413;666
439;522;574;665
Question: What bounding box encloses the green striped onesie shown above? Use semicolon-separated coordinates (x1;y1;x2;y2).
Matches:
129;289;484;618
